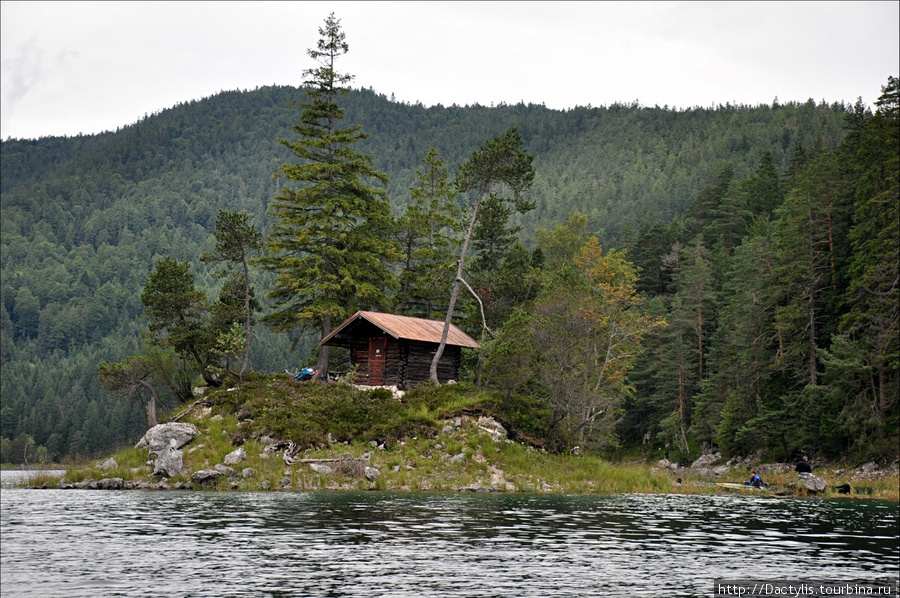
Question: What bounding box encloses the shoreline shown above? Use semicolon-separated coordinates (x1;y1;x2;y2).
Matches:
12;458;898;501
9;377;897;501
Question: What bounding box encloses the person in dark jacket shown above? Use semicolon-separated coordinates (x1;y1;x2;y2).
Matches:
795;456;812;473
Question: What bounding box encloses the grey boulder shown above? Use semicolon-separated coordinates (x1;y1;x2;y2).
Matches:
191;469;224;486
96;457;118;471
798;472;827;493
223;447;247;465
135;422;200;455
153;441;184;478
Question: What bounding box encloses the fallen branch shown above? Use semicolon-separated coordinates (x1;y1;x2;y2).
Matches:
170;397;210;422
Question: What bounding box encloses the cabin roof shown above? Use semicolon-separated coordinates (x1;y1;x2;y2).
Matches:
320;311;480;349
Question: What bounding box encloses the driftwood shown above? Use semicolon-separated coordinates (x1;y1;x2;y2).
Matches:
282;442;301;466
170;398;211;423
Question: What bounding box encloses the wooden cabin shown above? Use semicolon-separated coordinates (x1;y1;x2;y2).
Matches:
320;311;480;388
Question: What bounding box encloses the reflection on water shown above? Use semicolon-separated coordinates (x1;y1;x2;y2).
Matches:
1;486;897;597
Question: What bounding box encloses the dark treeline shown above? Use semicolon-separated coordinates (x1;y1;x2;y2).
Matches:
1;76;894;464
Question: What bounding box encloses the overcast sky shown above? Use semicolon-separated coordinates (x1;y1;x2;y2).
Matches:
2;1;898;140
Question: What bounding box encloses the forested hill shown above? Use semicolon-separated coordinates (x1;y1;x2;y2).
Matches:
0;84;855;461
2;86;850;238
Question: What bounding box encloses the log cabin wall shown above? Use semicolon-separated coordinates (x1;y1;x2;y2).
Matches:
384;338;401;386
402;340;460;387
350;337;369;385
350;338;460;388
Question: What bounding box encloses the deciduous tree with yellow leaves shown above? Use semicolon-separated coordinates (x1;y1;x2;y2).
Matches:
531;237;665;448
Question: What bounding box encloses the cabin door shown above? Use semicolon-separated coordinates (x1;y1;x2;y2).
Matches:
368;337;387;385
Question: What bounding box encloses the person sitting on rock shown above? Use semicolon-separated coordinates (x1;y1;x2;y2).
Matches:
795;456;812;473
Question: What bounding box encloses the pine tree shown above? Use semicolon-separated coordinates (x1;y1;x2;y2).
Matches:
430;128;535;383
651;239;716;454
394;149;461;319
841;76;899;437
259;14;398;376
627;218;676;298
742;150;785;217
772;149;841;389
140;257;220;387
684;163;735;243
200;210;262;381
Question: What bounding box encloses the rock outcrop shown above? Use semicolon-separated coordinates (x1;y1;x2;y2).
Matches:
153;440;184;478
96;457;118;471
135;422;200;455
797;472;827;493
476;416;507;441
691;452;721;470
223;447;246;465
191;469;223;486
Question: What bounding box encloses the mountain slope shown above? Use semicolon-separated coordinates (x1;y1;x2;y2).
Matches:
0;85;849;461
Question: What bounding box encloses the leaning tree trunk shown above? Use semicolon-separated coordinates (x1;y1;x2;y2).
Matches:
317;313;331;380
240;257;252;382
430;187;486;384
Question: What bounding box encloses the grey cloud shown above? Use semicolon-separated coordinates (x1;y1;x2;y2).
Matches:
1;38;43;139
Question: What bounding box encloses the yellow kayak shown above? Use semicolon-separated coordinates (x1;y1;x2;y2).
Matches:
716;482;770;492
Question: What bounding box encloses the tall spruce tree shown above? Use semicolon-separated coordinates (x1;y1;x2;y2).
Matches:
259;14;397;377
395;149;461;319
841;76;899;442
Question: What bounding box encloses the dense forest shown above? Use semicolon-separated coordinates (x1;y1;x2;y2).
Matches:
1;55;895;465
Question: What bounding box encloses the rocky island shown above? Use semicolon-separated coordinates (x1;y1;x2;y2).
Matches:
23;373;899;500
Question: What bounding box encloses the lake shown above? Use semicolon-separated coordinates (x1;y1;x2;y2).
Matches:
1;470;897;597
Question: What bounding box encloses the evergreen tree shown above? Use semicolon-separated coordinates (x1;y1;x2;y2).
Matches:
430;128;535;383
99;353;168;428
141;257;220;387
394;149;461;319
684;163;735;243
655;239;716;454
627;218;676;298
772;149;840;390
743;150;785;217
841;76;899;441
706;180;749;251
470;193;519;279
483;307;536;408
200;210;262;381
259;14;398;376
489;241;544;327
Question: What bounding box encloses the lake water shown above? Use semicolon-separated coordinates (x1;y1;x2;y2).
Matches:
1;470;897;597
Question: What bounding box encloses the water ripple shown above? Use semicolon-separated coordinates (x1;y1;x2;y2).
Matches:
1;478;897;597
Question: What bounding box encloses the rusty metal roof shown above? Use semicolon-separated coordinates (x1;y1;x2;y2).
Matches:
320;311;480;348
